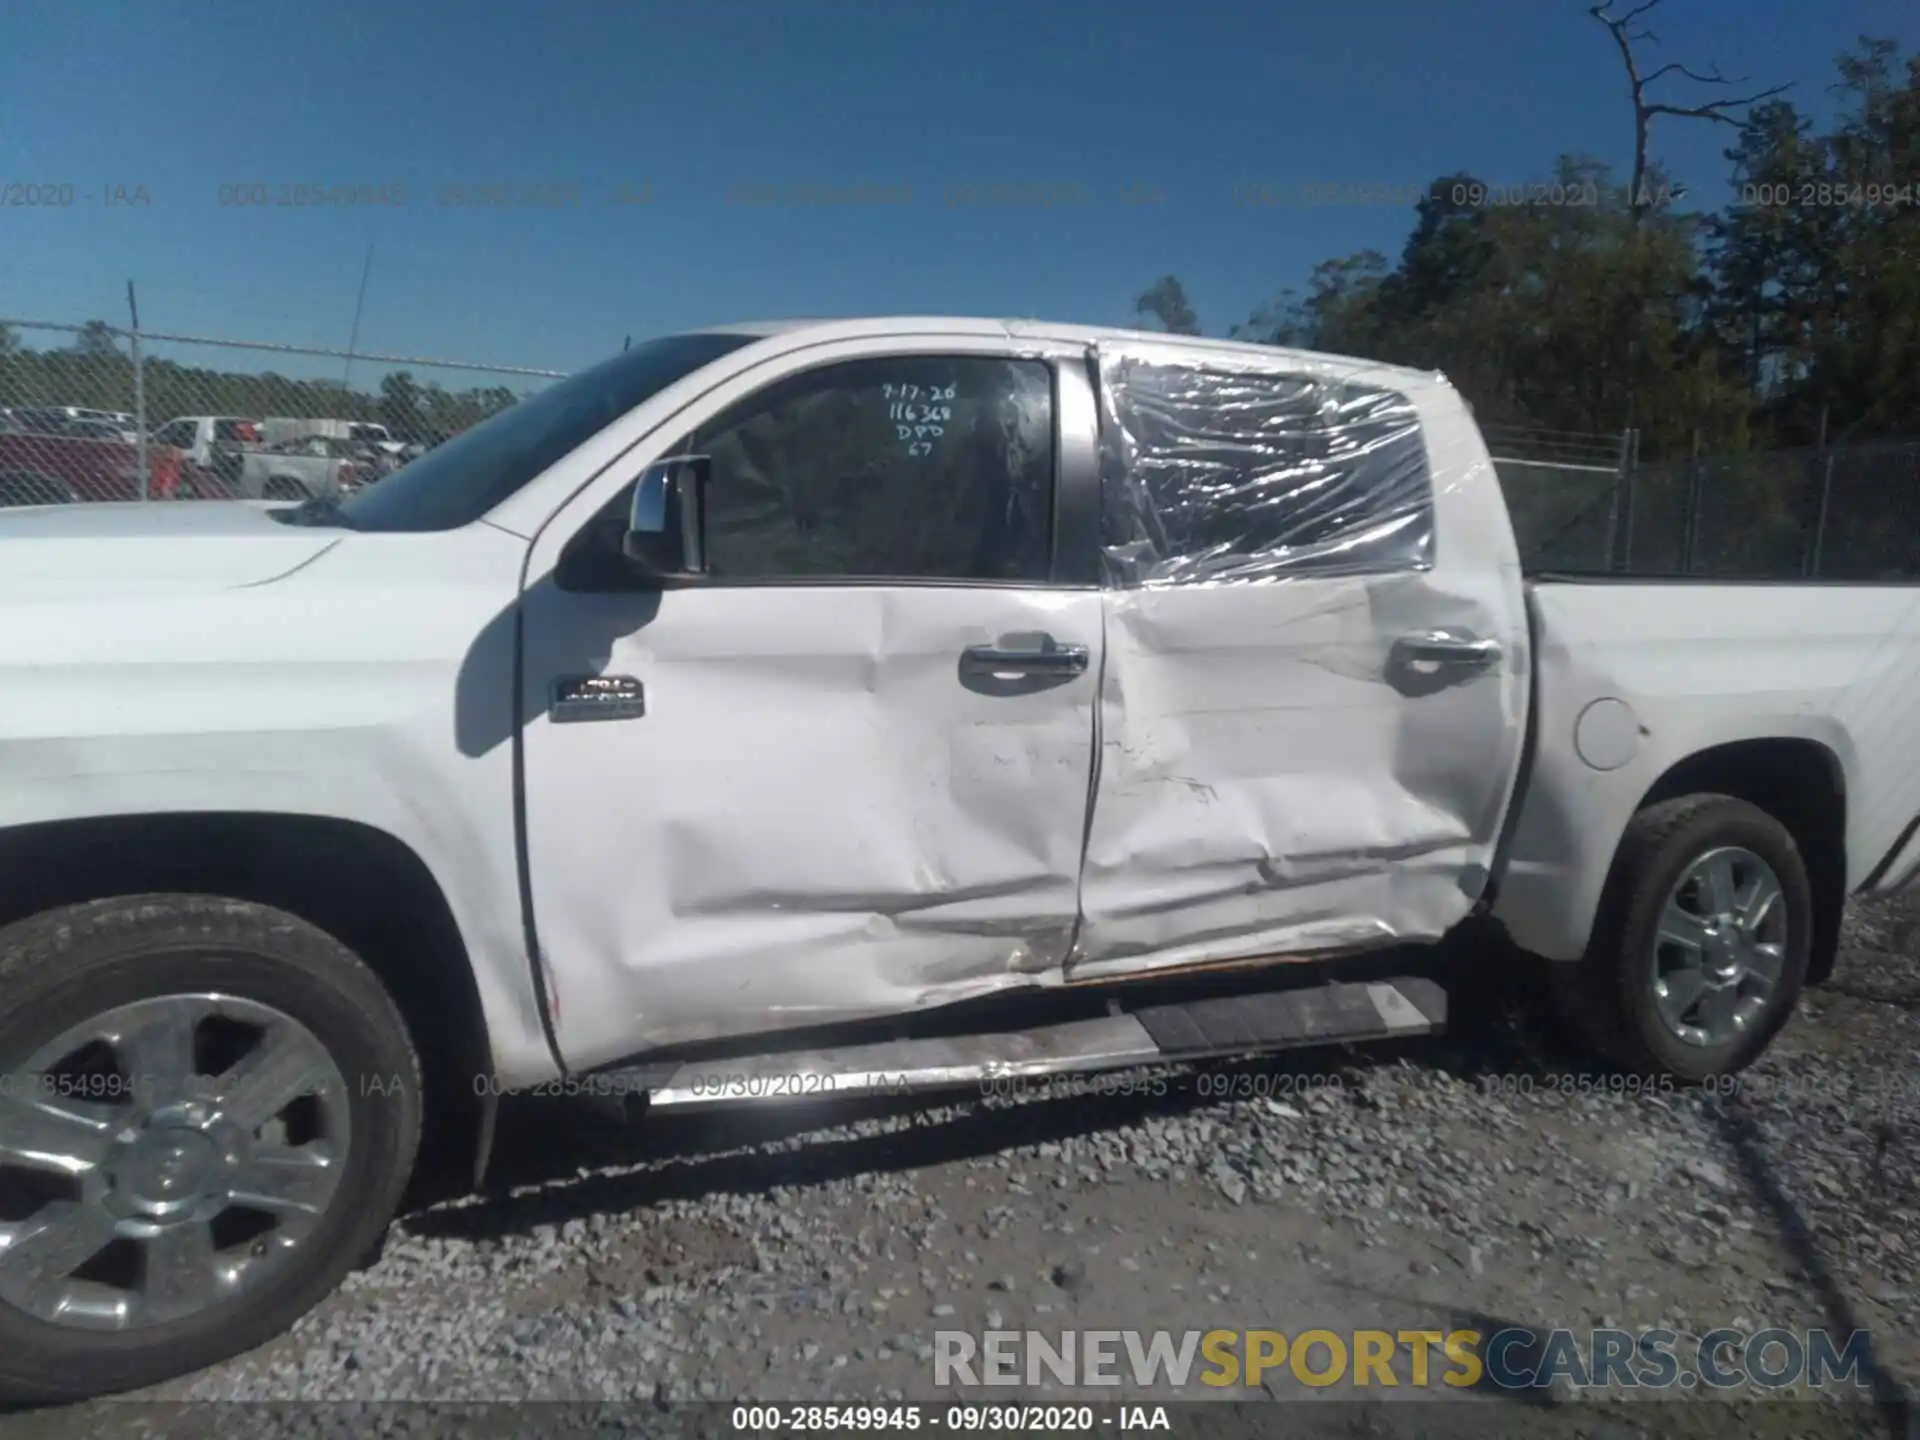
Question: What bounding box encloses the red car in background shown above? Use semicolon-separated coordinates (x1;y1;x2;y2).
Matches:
0;408;185;504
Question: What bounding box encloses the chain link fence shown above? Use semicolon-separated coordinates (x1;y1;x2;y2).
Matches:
4;314;1916;582
1621;440;1920;581
1485;426;1634;572
1491;425;1920;581
0;317;564;506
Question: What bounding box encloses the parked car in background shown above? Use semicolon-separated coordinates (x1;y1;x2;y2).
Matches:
397;428;454;463
0;408;183;503
6;407;126;440
148;415;263;494
236;434;375;499
256;418;407;479
258;417;395;448
22;406;142;443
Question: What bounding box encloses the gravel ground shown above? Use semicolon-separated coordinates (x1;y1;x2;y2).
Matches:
10;897;1919;1439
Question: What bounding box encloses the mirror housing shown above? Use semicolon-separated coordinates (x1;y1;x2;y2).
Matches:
622;454;711;586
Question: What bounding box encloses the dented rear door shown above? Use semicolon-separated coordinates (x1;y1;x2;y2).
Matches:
1066;343;1531;980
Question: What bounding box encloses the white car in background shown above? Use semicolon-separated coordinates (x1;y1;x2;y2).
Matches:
49;407;139;443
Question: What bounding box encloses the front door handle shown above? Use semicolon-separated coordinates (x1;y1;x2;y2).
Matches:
961;638;1090;677
1392;629;1502;670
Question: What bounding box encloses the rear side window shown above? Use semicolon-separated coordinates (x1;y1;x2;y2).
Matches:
1097;355;1433;587
688;355;1054;582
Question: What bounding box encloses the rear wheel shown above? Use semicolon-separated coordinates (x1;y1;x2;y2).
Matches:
1552;794;1811;1081
0;896;420;1402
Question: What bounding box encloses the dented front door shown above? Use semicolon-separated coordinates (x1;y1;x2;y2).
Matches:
519;341;1107;1069
1066;346;1531;981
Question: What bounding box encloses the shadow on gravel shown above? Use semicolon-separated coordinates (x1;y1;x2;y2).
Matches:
402;932;1598;1247
1821;980;1920;1013
392;930;1915;1430
1715;1097;1913;1439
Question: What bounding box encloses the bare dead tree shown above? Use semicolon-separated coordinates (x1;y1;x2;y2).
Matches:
1589;0;1792;222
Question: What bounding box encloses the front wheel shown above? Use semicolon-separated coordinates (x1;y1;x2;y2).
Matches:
0;896;421;1402
1552;794;1811;1082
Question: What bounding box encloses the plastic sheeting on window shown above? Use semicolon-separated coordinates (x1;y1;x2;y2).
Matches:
1096;347;1436;587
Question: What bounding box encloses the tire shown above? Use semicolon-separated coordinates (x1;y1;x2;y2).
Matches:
1551;794;1811;1082
261;476;309;501
0;896;421;1402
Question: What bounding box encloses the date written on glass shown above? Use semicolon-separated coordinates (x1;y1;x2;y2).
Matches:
4;182;151;207
882;382;953;458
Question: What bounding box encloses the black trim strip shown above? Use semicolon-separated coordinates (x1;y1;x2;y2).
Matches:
1859;812;1920;893
1481;590;1544;908
509;596;571;1078
1050;354;1104;589
1531;571;1920;589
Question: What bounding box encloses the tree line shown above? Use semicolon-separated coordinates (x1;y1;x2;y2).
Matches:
0;321;527;443
1134;29;1918;462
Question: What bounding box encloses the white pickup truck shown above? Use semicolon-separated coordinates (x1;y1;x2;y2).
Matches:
236;435;370;500
0;317;1916;1399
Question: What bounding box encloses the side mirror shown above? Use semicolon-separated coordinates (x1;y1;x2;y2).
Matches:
622;454;711;586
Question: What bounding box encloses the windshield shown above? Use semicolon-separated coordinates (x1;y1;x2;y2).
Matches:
326;332;758;532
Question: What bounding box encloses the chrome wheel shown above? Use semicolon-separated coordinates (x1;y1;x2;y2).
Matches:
0;994;350;1331
1649;846;1788;1048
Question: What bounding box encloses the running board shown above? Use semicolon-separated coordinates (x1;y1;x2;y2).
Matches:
625;977;1445;1111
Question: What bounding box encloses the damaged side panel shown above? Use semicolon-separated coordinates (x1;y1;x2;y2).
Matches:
521;582;1106;1067
1068;342;1529;980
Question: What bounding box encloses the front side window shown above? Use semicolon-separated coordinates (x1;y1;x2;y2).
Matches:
686;354;1054;582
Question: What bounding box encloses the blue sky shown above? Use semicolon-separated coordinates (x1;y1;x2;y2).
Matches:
3;0;1914;377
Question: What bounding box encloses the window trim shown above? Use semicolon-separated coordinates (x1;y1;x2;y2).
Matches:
556;349;1102;593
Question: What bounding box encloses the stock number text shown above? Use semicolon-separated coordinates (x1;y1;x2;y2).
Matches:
218;183;406;207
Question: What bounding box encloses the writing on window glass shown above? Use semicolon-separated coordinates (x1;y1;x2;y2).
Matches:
882;382;955;458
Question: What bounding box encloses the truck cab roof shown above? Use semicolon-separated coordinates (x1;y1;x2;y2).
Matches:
698;315;1452;392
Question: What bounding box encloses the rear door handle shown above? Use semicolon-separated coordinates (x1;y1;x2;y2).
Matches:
961;639;1090;677
1393;629;1502;669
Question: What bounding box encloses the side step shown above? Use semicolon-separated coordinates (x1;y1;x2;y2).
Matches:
634;977;1445;1111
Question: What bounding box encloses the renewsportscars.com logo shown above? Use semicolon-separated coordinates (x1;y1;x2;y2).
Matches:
934;1327;1875;1392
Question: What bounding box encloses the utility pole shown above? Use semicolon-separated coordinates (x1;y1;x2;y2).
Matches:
342;243;374;393
127;280;148;500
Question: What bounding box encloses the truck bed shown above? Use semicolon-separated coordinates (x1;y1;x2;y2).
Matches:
1490;576;1920;963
